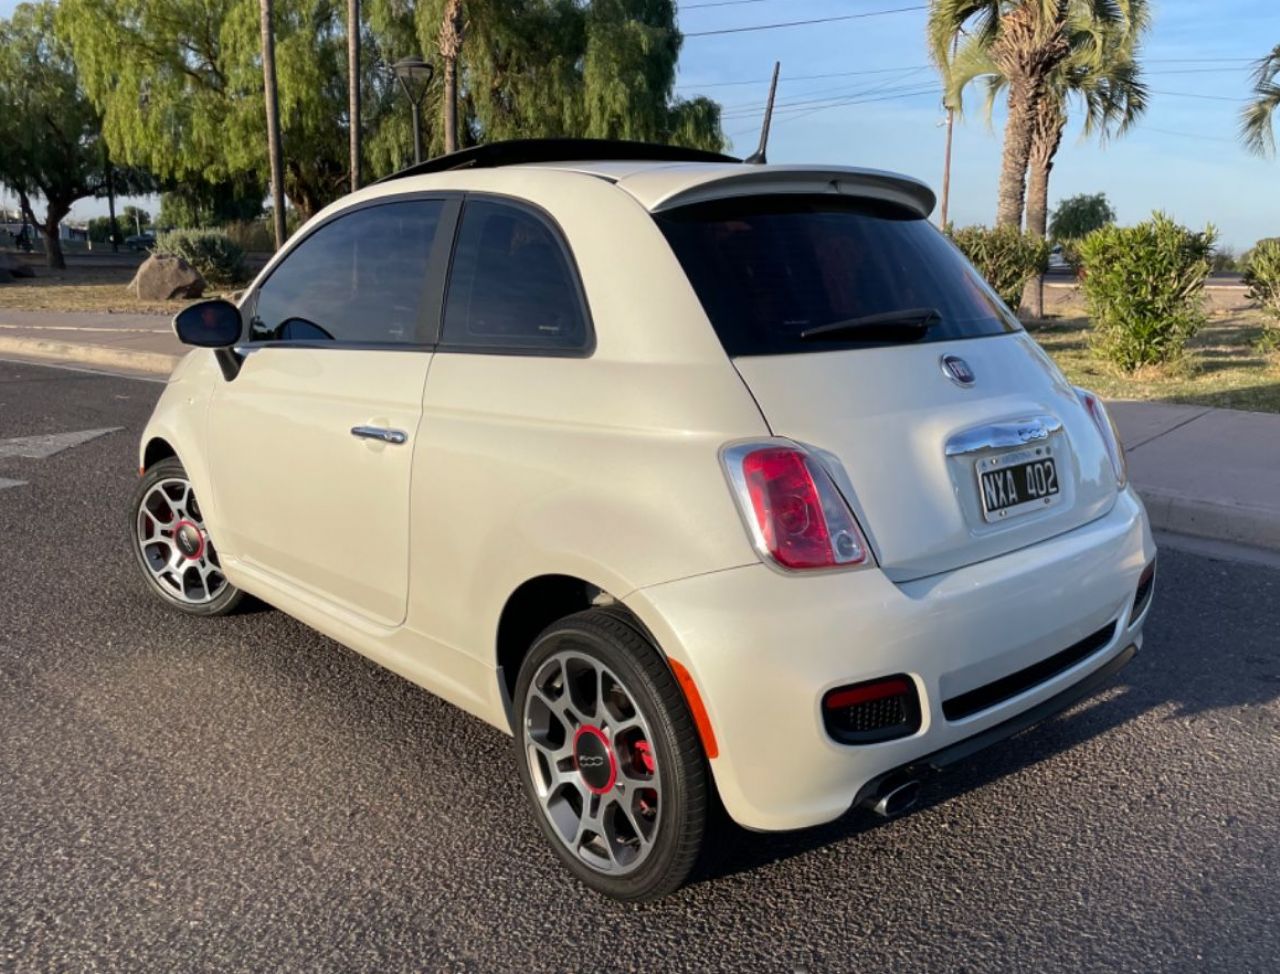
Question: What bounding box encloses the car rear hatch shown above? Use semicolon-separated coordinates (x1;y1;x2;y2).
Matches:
654;190;1119;582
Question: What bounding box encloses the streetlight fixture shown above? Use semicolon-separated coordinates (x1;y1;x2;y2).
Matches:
393;55;435;166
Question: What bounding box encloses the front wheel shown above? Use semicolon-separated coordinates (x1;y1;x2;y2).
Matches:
129;457;244;616
513;608;709;901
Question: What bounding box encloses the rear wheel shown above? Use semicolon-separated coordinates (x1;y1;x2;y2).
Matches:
130;457;244;616
513;608;708;901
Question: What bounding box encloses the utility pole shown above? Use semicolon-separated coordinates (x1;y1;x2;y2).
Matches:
260;0;287;250
104;153;119;253
348;0;361;191
939;35;958;228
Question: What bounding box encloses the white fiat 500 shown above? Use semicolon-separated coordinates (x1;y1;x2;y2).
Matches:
133;139;1156;901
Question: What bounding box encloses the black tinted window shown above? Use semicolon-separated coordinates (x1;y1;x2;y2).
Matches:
442;200;588;351
656;195;1020;357
251;200;442;344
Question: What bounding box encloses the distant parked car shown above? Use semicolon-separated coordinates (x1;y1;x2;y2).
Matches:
1047;244;1071;272
125;231;156;251
134;138;1157;901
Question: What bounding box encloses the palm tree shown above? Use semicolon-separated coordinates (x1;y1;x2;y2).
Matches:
949;4;1149;238
438;0;464;153
929;0;1139;229
1241;45;1280;156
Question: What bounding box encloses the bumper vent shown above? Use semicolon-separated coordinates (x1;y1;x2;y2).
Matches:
942;621;1118;722
823;676;921;745
1131;560;1156;622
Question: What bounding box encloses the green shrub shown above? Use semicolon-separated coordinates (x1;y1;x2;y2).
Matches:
220;219;277;254
946;225;1049;310
1078;212;1215;372
153;229;246;285
1243;238;1280;321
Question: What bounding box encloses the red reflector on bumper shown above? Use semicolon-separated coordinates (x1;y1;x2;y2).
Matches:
824;676;914;711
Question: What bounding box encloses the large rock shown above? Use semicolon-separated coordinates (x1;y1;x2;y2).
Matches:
128;255;206;301
0;253;36;281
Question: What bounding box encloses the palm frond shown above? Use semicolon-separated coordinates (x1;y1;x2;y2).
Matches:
1241;44;1280;156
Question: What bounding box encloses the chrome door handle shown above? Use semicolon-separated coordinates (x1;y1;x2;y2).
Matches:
350;425;408;445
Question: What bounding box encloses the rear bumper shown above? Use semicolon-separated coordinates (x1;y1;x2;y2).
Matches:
625;487;1156;831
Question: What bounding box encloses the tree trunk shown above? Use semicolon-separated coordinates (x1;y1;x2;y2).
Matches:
995;80;1036;229
347;0;361;191
439;0;464;154
27;196;70;270
1021;102;1065;319
1026;105;1065;240
260;0;287;250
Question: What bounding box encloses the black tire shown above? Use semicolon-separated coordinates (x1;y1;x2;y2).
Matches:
512;607;709;901
130;456;244;617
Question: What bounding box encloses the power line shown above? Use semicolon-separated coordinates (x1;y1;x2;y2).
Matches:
678;65;930;89
1150;89;1249;102
727;84;941;138
685;5;927;38
682;0;783;9
1140;125;1238;144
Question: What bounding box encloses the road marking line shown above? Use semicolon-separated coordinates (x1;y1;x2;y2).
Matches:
0;477;26;490
0;427;124;460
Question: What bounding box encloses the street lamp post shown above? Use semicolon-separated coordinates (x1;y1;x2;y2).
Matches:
393;56;434;166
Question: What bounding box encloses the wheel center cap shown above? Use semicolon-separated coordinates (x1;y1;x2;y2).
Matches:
174;520;205;560
573;726;617;795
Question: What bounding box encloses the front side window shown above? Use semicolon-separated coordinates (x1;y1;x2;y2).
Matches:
656;195;1021;357
251;200;443;345
441;200;589;352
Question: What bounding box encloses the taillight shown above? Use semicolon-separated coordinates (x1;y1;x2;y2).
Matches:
1075;387;1128;487
722;441;872;571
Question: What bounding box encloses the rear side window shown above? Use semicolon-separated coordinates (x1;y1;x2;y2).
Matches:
251;200;442;345
655;195;1020;356
441;199;589;352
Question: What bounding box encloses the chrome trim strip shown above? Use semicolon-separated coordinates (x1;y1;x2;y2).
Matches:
944;415;1064;457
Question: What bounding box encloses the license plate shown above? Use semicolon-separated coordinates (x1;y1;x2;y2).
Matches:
976;449;1060;522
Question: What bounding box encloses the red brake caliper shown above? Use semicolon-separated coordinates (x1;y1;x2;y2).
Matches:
634;740;655;775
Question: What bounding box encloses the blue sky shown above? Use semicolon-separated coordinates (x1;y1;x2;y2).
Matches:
3;0;1276;248
677;0;1277;250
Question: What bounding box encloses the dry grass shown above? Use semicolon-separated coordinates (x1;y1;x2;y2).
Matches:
1027;306;1280;414
0;263;186;314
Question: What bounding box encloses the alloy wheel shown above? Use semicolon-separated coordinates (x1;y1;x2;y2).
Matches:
135;477;227;605
522;649;663;876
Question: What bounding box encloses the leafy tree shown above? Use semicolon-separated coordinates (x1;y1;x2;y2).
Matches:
156;178;266;230
59;0;401;219
121;205;152;233
930;0;1143;229
368;0;724;158
1241;44;1280;156
1049;191;1117;240
0;2;145;267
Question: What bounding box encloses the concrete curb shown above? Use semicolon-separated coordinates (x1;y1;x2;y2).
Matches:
1135;486;1280;553
0;335;178;376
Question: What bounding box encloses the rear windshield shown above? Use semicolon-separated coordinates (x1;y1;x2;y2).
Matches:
655;195;1021;356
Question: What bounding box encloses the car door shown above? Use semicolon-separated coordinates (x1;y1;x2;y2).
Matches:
207;196;456;627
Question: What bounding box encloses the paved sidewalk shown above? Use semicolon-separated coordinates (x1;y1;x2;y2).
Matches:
3;308;1277;551
0;309;181;374
1109;401;1280;552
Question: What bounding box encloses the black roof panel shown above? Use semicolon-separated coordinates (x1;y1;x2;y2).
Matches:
373;138;740;183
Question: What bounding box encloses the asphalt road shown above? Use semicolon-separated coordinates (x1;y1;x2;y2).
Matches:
2;359;1278;973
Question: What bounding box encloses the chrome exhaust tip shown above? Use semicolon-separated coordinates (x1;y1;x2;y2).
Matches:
869;778;921;818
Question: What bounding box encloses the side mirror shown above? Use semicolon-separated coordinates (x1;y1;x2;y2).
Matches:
173;299;242;348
